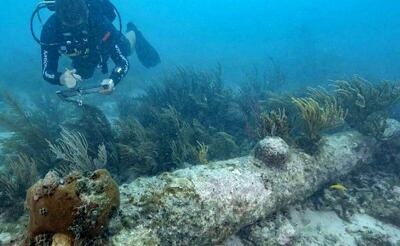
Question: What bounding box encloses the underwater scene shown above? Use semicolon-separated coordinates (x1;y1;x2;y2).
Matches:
1;0;400;245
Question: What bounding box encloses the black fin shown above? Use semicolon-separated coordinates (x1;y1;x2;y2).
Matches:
129;26;160;68
127;22;138;32
126;22;160;68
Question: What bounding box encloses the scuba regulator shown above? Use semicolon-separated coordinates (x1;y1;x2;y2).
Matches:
30;0;122;46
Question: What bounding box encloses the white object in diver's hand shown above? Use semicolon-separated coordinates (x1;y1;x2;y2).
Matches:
60;68;82;89
99;78;115;95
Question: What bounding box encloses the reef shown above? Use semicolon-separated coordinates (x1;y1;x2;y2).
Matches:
1;69;400;245
111;130;374;244
24;169;120;245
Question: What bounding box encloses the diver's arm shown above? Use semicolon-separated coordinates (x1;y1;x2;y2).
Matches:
41;46;62;85
108;43;130;85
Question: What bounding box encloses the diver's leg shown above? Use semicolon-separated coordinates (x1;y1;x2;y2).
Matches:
126;30;136;51
126;22;137;52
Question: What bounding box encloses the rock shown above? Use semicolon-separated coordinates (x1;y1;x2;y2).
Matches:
392;186;400;198
222;235;245;246
0;232;12;245
383;119;400;140
276;222;296;245
242;214;296;246
25;169;120;244
51;233;74;246
253;137;290;167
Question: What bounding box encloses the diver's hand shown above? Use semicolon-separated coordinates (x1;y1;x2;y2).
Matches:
100;79;115;95
60;69;81;88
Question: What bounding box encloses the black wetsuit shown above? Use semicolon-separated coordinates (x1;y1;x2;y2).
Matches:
40;9;131;86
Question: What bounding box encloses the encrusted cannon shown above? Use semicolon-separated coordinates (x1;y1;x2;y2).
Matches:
112;131;375;245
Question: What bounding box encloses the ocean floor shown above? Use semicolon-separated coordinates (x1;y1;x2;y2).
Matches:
0;128;399;245
224;209;400;246
2;205;398;245
1;163;399;246
291;208;400;245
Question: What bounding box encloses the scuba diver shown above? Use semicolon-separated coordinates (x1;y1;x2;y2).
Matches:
38;0;160;95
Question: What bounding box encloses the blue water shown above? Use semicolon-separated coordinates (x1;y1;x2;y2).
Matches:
0;0;399;90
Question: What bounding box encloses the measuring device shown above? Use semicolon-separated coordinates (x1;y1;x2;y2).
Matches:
56;84;110;106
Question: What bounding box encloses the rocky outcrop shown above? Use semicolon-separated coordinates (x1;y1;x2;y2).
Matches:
25;169;120;245
112;131;375;245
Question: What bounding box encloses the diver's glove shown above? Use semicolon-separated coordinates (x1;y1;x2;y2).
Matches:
99;78;115;95
60;69;81;88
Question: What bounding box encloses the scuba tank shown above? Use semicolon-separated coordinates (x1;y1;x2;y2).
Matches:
31;0;122;46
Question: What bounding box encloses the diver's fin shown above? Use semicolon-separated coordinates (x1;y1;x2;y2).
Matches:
127;22;161;68
127;22;138;32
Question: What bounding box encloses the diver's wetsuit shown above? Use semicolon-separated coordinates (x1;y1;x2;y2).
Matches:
40;9;131;85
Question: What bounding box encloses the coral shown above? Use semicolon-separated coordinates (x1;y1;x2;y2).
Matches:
253;137;290;167
292;92;346;152
196;141;209;164
257;108;291;141
48;128;107;175
359;111;388;139
70;104;116;161
25;169;120;244
334;76;400;135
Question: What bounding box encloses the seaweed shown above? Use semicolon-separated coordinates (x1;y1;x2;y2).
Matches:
237;68;270;139
196;141;209;165
114;117;158;176
154;106;198;170
134;67;244;139
114;106;204;176
0;92;60;172
208;132;239;160
0;154;39;216
113;67;247;175
292;89;347;153
0;92;117;176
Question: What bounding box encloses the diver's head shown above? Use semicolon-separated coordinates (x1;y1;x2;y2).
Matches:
55;0;89;27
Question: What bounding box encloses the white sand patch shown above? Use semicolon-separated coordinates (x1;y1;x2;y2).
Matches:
0;232;12;245
290;208;400;245
348;213;400;242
